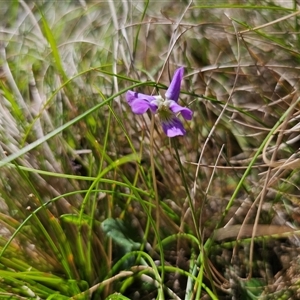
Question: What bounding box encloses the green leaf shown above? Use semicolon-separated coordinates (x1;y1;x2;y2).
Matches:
245;278;265;299
101;218;141;252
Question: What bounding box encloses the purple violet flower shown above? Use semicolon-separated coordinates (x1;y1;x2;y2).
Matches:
126;67;193;137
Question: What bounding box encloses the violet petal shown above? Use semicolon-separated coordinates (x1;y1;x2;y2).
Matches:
130;98;153;114
169;101;193;120
126;90;158;114
165;67;184;102
161;117;186;137
126;90;156;105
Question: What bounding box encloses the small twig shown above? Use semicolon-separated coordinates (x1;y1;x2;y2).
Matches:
239;10;300;34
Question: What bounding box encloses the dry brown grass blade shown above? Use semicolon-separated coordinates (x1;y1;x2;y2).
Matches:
239;10;300;34
214;224;297;242
262;124;300;169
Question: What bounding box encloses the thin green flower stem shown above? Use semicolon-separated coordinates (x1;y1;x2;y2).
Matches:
149;114;165;289
150;115;159;238
135;142;154;263
204;96;300;252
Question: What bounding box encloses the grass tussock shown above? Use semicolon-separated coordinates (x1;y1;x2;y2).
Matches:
0;0;300;299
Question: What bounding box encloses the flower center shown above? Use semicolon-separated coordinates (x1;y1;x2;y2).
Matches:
154;96;174;122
